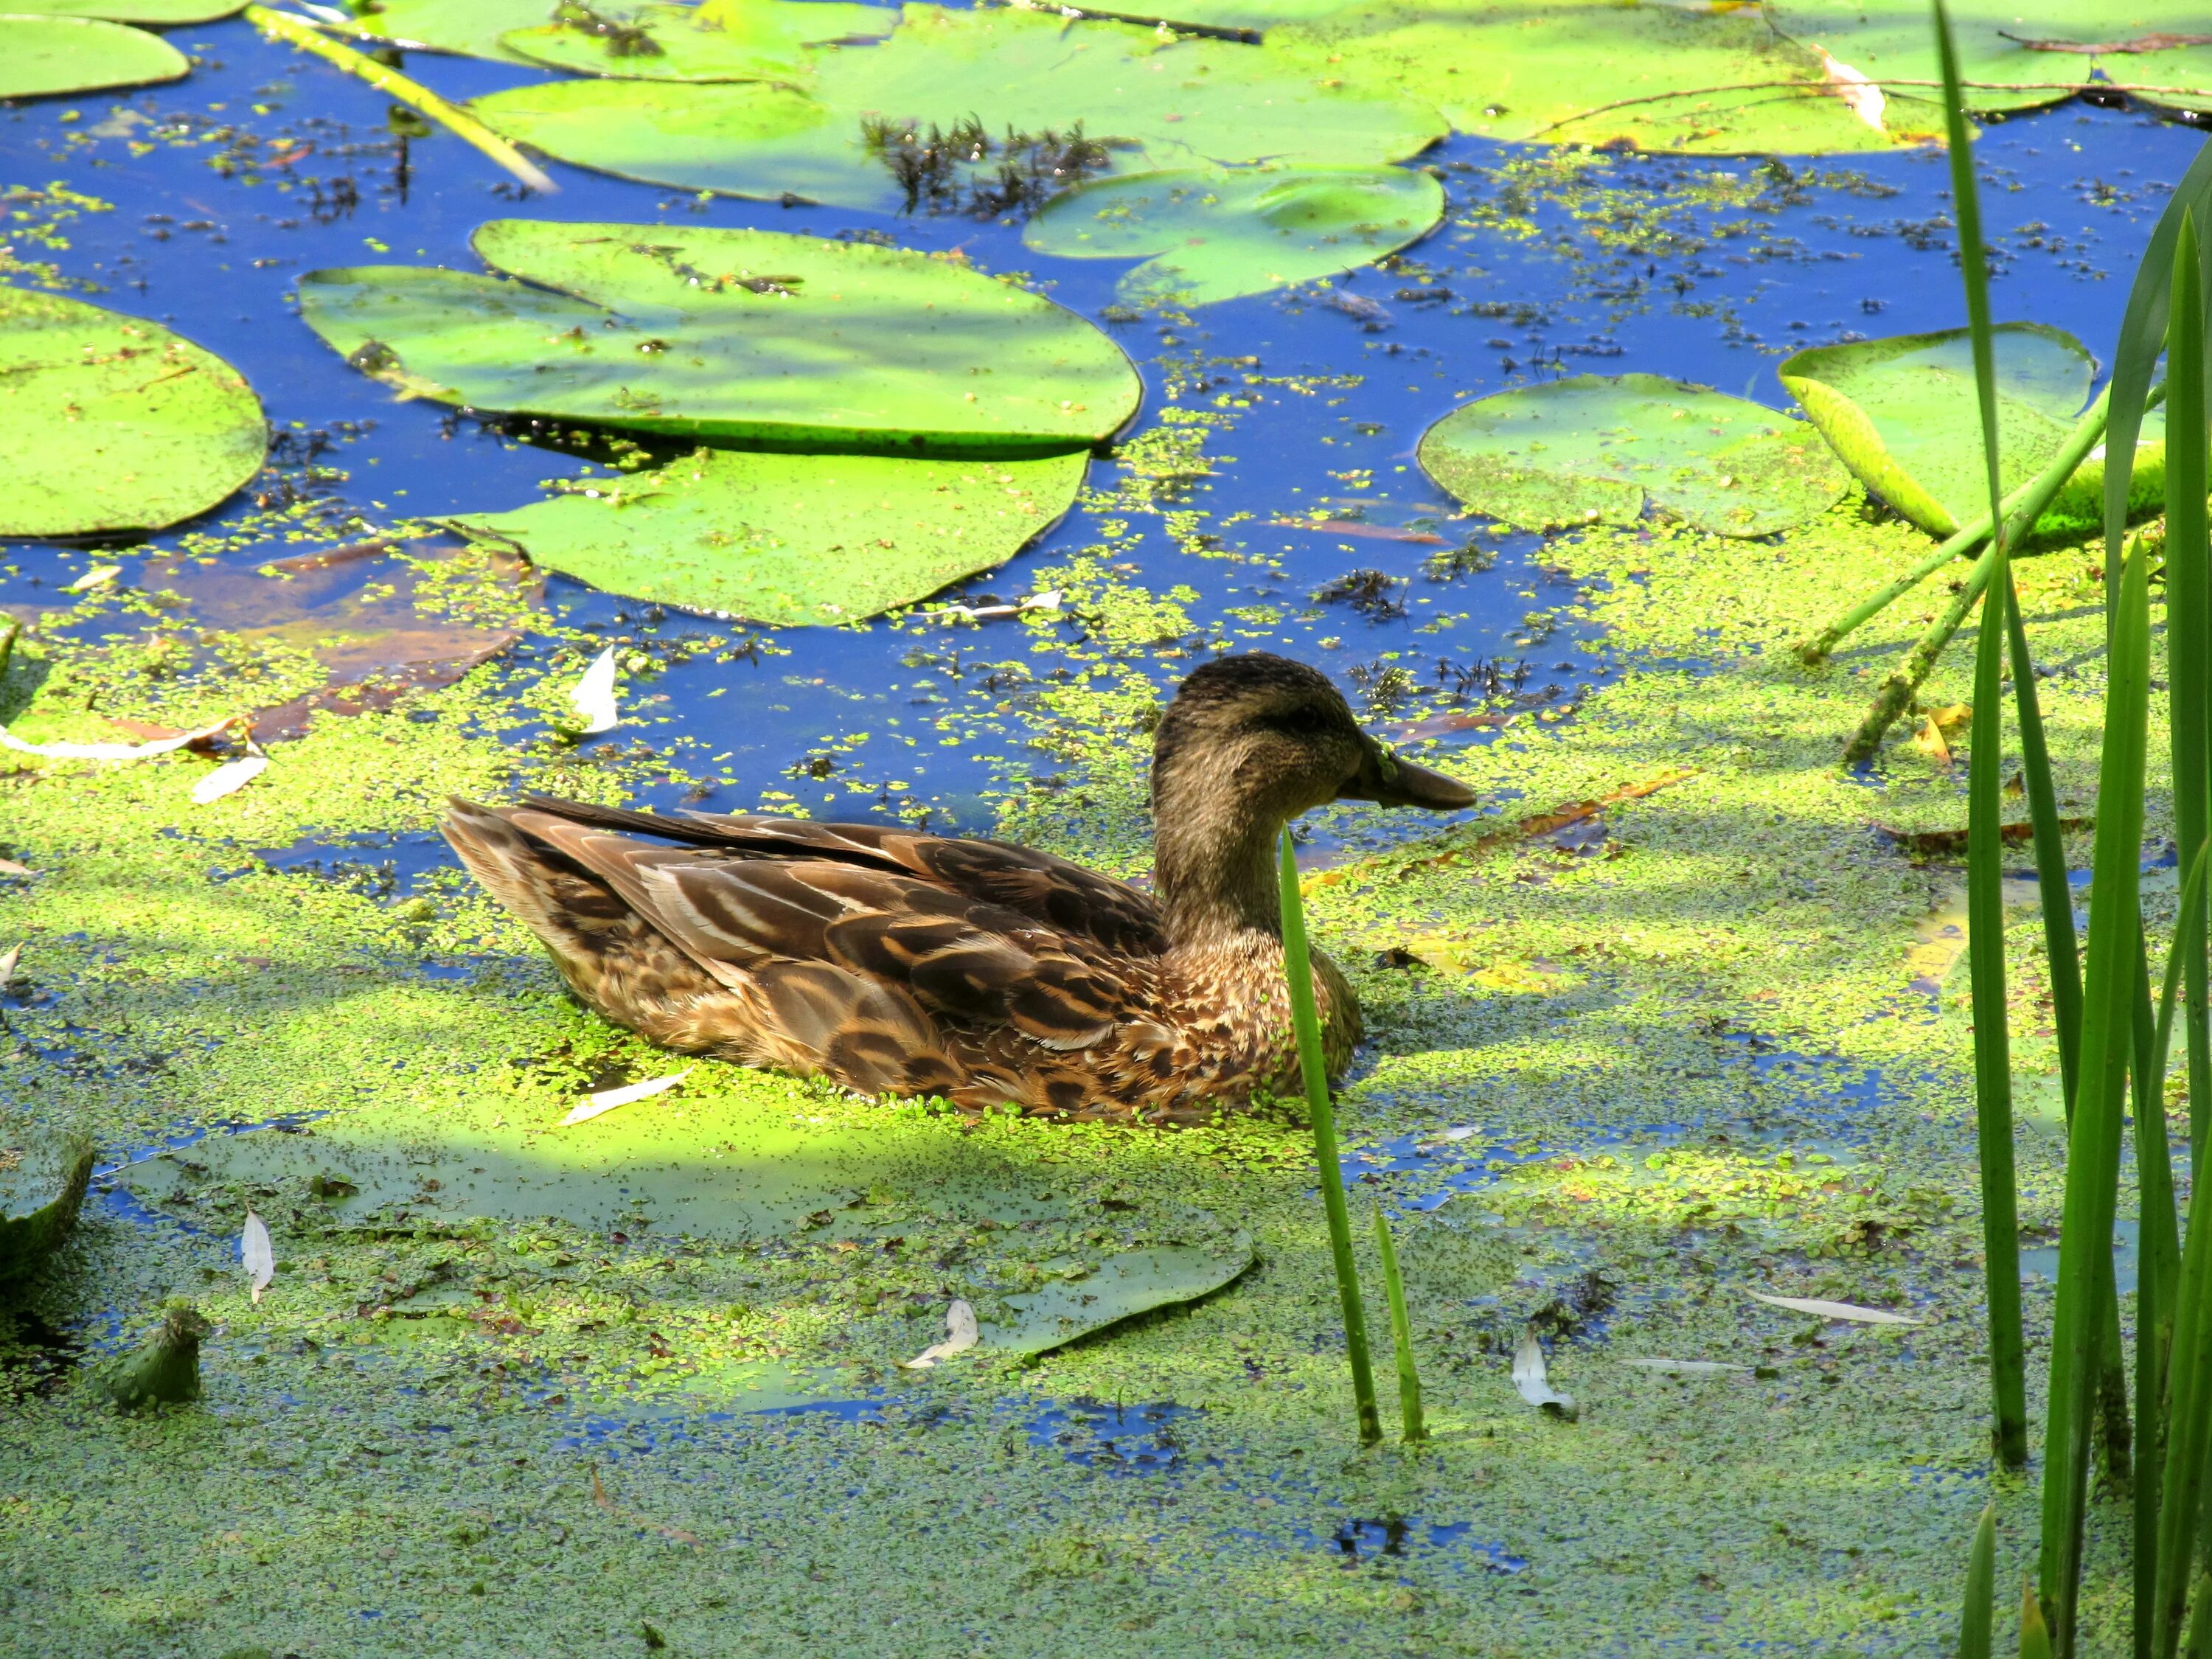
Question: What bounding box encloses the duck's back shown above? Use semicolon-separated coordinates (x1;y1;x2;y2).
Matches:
444;795;1324;1121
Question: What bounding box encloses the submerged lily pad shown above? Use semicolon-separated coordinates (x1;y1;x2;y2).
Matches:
501;0;893;82
0;1128;94;1285
977;1239;1255;1354
296;219;1141;451
0;13;189;98
0;288;265;537
1023;165;1444;306
451;447;1087;625
1777;323;2125;538
471;4;1448;212
1418;375;1848;537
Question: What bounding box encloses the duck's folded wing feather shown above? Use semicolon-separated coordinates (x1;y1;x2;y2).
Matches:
518;794;1166;956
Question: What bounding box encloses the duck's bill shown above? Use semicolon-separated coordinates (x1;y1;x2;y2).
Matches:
1339;740;1477;810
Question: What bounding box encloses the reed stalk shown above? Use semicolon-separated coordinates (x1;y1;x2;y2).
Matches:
1277;831;1382;1447
1371;1203;1426;1444
242;7;557;194
1961;1503;1997;1659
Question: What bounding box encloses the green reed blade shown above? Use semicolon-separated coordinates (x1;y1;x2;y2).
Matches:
2186;1573;2212;1659
1961;1503;1998;1659
1371;1203;1426;1444
1969;560;2030;1466
1277;831;1381;1447
2023;1576;2056;1659
2168;208;2212;1181
1934;0;2007;557
2038;535;2153;1654
2160;1192;2212;1659
2005;573;2084;1107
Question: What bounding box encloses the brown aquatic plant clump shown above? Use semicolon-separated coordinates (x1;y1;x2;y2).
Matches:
859;115;1119;218
97;1301;211;1412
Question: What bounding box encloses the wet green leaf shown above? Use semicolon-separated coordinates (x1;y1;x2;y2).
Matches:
1417;373;1848;537
349;0;549;63
1022;165;1443;306
296;219;1141;450
1778;323;2167;541
0;13;189;97
0;288;265;536
501;0;892;83
470;4;1448;212
0;1128;94;1286
977;1239;1254;1354
1;0;239;21
451;446;1088;625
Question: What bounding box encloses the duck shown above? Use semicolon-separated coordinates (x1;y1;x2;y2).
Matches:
442;652;1475;1123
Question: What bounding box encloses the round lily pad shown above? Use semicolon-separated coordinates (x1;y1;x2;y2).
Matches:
1418;374;1848;538
0;13;189;98
296;219;1141;452
501;0;893;82
470;4;1448;212
1777;323;2093;536
1;0;239;21
345;0;549;62
449;447;1089;625
0;288;266;538
1023;165;1444;306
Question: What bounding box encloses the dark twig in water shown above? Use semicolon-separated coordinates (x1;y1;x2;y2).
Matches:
1312;568;1407;620
859;116;1119;218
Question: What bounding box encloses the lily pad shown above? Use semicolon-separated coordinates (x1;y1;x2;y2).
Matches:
1;0;239;21
450;447;1088;625
0;288;266;537
1417;374;1849;538
977;1239;1255;1354
501;0;893;82
347;0;549;63
296;219;1141;451
0;13;190;98
1023;165;1444;306
470;4;1449;212
1778;323;2107;537
0;1128;94;1285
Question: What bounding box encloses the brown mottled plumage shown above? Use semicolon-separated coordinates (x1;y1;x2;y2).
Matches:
442;653;1475;1123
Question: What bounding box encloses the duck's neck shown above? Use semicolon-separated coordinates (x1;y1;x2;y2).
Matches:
1151;768;1285;945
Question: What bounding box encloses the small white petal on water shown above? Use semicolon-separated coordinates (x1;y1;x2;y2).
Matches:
1747;1290;1920;1326
568;647;620;735
0;942;19;992
1018;588;1064;613
192;756;269;804
1512;1329;1576;1417
559;1068;692;1127
1814;46;1886;132
0;859;29;876
1621;1357;1750;1375
901;1299;979;1369
62;565;122;593
0;714;233;762
242;1211;275;1304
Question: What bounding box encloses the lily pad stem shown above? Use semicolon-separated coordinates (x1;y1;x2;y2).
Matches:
241;7;556;195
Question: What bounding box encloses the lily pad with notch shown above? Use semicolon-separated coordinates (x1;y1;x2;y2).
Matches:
1417;373;1848;537
1023;165;1445;307
296;219;1142;451
449;446;1088;625
976;1238;1255;1355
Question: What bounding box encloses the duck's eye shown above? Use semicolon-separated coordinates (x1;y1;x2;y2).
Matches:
1270;705;1331;737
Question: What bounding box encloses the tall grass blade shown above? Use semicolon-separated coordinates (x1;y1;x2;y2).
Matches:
1371;1203;1426;1444
2023;1576;2055;1659
1961;1503;1998;1659
1277;831;1382;1447
2004;574;2084;1106
2037;535;2154;1653
2167;207;2212;1182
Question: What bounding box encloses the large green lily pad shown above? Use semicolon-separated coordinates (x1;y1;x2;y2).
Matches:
976;1239;1255;1354
347;0;549;63
296;220;1141;451
1417;375;1849;537
0;13;189;98
450;447;1088;624
0;288;266;538
1023;165;1444;306
470;4;1449;212
1777;323;2102;538
0;1127;94;1286
1;0;238;21
501;0;893;82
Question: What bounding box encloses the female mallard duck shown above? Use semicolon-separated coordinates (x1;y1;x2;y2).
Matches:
443;653;1474;1122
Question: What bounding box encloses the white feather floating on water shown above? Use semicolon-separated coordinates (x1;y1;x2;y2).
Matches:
62;565;122;594
1512;1329;1576;1418
559;1068;692;1127
1747;1290;1920;1326
0;942;19;992
1814;45;1887;133
0;858;29;876
568;647;621;735
242;1211;275;1304
192;755;269;805
901;1299;979;1369
0;714;233;762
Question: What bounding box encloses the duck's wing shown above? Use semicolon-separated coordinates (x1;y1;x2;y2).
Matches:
504;807;1144;1052
518;794;1166;956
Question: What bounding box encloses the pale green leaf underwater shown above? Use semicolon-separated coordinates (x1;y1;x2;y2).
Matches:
449;448;1089;625
1417;374;1849;538
0;11;189;99
1023;165;1445;305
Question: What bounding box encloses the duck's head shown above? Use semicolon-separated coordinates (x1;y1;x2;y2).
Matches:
1149;653;1475;933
